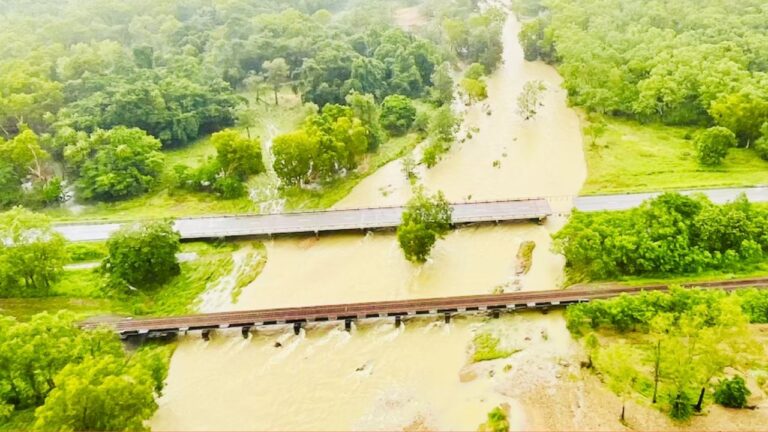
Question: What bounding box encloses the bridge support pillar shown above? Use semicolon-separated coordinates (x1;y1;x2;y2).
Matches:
202;329;212;341
344;319;353;332
241;326;251;339
542;306;549;315
444;313;451;324
293;322;302;336
492;310;500;319
395;316;402;328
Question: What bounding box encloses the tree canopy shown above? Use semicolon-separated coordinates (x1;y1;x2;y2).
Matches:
0;207;66;297
397;188;453;263
554;193;768;280
103;220;181;288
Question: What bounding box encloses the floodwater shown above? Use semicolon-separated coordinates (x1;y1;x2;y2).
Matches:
152;9;587;431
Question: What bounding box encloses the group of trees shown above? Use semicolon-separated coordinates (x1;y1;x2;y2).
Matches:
0;311;167;430
174;129;265;199
566;288;766;421
518;0;768;161
0;0;511;209
553;193;768;280
0;208;67;298
0;205;183;298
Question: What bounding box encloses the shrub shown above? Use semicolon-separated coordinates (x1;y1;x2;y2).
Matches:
103;220;181;288
714;376;750;408
695;126;736;166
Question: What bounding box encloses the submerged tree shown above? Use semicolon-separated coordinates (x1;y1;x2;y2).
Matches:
397;188;452;263
516;80;546;120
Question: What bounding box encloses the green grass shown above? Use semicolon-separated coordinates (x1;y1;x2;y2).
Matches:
516;241;536;275
230;242;267;303
582;115;768;195
471;332;518;363
283;132;422;210
0;241;266;320
64;241;107;263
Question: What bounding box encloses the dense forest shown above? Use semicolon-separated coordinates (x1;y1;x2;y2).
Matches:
554;193;768;280
0;0;503;212
518;0;768;159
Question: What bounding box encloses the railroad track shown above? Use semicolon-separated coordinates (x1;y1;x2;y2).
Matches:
83;277;768;340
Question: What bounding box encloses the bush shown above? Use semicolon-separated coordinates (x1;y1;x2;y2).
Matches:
695;126;736;166
478;406;510;432
668;389;694;421
380;95;416;136
103;220;181;288
714;376;750;408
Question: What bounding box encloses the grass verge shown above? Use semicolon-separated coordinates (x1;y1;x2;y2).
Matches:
581;115;768;195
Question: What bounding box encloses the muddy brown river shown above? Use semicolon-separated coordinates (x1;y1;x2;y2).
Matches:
151;9;588;431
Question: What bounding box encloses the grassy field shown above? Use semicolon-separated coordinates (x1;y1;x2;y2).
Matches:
581;115;768;195
0;241;266;320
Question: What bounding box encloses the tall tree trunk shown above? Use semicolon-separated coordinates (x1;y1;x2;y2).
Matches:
652;340;661;404
695;387;706;412
274;87;279;105
620;403;625;422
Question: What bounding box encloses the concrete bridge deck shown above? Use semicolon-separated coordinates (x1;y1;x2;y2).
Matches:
84;277;768;339
55;199;551;242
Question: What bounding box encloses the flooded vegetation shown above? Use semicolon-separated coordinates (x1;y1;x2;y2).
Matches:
2;0;768;430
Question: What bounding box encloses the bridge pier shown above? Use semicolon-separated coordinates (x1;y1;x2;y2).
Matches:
492;310;500;319
395;315;402;328
202;329;212;341
293;322;303;335
241;326;251;339
444;313;451;324
344;319;353;332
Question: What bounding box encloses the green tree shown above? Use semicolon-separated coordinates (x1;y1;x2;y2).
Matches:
397;188;453;263
0;312;122;409
593;343;640;422
754;122;768;161
32;355;159;432
272;130;317;186
461;78;488;102
380;95;416;136
0;207;66;297
103;220;181;288
714;376;751;408
695;126;736;166
709;89;768;147
430;62;454;106
262;57;290;105
517;80;546;120
465;63;486;80
211;129;265;180
65;127;164;202
345;92;384;151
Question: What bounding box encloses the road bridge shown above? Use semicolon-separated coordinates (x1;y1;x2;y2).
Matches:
84;277;768;340
55;199;551;242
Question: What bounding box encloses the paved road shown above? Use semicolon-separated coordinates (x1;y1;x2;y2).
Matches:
55;186;768;242
574;186;768;212
55;199;551;242
84;277;768;338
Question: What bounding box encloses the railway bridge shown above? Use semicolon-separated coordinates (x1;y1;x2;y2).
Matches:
83;278;768;340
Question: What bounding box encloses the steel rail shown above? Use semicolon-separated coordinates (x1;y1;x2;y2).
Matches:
83;277;768;338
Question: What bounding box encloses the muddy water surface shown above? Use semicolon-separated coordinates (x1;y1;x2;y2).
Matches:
152;9;587;431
